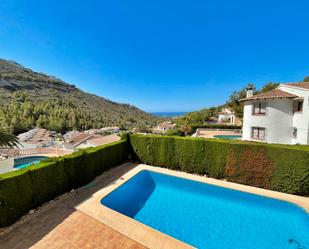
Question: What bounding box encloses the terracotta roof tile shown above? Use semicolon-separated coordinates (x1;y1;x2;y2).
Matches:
240;89;298;101
66;133;94;147
88;134;120;146
285;82;309;90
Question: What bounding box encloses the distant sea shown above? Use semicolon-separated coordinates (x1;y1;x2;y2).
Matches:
151;112;187;117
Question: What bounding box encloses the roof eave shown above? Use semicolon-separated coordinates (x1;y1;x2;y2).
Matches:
283;84;309;91
239;96;297;102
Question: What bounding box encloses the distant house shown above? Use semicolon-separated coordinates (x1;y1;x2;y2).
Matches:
76;135;120;149
218;108;237;125
100;127;120;134
153;122;176;134
63;133;120;150
17;128;56;149
84;129;101;135
63;132;94;150
63;130;81;140
241;82;309;144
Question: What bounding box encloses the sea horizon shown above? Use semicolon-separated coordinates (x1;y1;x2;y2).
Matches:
151;111;187;117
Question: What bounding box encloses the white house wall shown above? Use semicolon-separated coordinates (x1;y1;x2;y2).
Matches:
242;99;294;144
279;85;309;144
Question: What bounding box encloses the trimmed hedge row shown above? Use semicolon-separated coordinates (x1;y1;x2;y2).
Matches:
0;140;128;227
1;134;309;228
128;134;309;196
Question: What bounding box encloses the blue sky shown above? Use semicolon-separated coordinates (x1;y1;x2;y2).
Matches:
0;1;309;112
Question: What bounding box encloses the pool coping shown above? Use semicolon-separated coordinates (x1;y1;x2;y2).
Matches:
76;163;309;249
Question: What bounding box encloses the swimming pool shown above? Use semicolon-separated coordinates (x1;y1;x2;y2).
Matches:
101;170;309;249
14;156;47;169
214;134;242;139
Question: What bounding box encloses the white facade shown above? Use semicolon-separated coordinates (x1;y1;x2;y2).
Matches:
218;114;236;125
242;84;309;145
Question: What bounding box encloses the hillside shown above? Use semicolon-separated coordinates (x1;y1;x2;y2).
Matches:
0;59;160;133
173;82;281;132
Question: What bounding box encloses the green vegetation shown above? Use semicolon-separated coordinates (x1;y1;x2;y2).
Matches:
0;139;128;227
225;82;279;117
128;134;309;196
0;129;19;147
174;82;279;133
0;59;160;133
1;134;309;227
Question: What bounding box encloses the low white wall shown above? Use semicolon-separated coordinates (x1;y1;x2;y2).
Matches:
0;158;14;174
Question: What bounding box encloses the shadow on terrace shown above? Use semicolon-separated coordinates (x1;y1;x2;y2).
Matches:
0;163;141;249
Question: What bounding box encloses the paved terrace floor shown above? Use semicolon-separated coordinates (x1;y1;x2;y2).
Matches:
0;163;145;249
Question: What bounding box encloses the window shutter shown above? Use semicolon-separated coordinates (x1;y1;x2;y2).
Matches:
258;128;265;140
293;101;298;112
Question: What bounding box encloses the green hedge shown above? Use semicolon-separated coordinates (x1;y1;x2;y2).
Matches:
0;140;128;227
1;134;309;228
128;134;309;196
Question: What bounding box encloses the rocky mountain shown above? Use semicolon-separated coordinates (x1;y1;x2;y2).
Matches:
0;59;159;133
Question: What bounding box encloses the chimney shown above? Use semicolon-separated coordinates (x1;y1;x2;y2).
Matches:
246;84;254;98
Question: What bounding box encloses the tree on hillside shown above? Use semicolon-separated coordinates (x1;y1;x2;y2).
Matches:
225;85;250;117
226;82;278;117
304;76;309;82
259;82;279;93
177;117;192;136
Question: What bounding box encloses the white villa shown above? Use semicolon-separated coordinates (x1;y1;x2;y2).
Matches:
152;121;176;134
241;82;309;145
218;108;237;125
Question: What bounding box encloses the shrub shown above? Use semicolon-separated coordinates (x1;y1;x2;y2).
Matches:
129;134;309;196
0;139;128;227
165;129;182;136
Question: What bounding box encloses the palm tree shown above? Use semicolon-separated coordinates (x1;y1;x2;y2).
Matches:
179;118;192;136
0;130;20;147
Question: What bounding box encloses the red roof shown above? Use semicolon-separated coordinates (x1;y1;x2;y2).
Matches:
66;133;94;147
286;82;309;90
88;135;120;146
240;89;298;101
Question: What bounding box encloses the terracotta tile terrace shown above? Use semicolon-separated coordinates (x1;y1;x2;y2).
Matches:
0;164;145;249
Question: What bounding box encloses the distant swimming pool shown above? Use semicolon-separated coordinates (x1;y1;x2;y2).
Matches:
101;170;309;249
14;156;47;169
214;134;242;139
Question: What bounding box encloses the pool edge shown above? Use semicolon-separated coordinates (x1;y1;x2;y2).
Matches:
76;163;309;249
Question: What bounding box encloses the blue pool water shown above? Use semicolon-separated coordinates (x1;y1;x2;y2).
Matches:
14;156;47;169
101;170;309;249
214;135;242;139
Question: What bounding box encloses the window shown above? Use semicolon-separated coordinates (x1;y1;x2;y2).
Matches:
251;127;266;141
292;127;297;139
253;102;266;115
293;100;303;113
